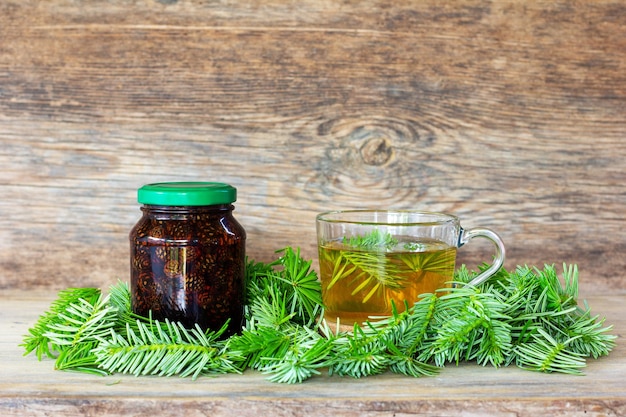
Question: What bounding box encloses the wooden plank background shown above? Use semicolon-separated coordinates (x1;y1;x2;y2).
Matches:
1;0;624;294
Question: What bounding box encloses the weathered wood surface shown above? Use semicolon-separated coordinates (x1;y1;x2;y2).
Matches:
0;0;625;293
1;290;624;417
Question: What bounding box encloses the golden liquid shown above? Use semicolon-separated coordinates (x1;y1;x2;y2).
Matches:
318;238;456;326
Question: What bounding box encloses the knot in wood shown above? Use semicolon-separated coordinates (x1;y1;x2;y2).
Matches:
359;136;393;166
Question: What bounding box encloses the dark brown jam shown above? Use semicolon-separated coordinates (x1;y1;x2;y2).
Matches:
129;183;245;337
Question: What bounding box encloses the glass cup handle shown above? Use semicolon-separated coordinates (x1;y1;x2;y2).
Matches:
458;227;506;286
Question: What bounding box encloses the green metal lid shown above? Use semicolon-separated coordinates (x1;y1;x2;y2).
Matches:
137;182;237;206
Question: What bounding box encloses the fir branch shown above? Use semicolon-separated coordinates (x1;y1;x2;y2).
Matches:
323;299;442;379
93;319;242;379
21;287;102;360
21;252;617;383
514;328;587;375
105;281;154;340
365;295;439;357
230;323;331;383
248;247;323;326
248;283;296;329
54;341;108;376
423;285;512;367
555;304;616;359
324;249;357;290
385;341;440;377
327;324;390;378
343;229;398;250
22;288;119;374
43;295;118;347
398;247;457;277
108;280;132;316
534;264;578;313
228;324;293;370
343;251;405;293
260;327;333;384
271;247;323;325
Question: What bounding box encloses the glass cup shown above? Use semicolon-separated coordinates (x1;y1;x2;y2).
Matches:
316;210;505;326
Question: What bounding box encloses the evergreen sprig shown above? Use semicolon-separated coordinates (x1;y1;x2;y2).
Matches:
21;287;117;375
248;247;323;326
343;229;398;250
22;249;616;383
423;284;513;367
93;319;243;379
22;287;103;360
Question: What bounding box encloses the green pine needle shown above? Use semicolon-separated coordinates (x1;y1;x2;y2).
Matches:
514;328;587;375
93;319;243;379
43;296;118;347
343;229;398;250
21;248;616;383
328;324;390;378
385;341;440;377
54;341;108;375
21;287;103;360
248;247;323;326
260;328;332;384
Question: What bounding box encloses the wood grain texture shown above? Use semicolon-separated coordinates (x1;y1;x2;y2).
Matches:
1;290;625;417
0;0;625;292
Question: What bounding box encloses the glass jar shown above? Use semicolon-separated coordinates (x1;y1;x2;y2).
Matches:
129;182;246;337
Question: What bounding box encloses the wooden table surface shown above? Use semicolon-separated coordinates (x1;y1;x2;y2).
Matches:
1;290;624;417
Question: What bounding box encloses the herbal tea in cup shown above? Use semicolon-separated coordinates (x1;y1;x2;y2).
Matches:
316;210;505;326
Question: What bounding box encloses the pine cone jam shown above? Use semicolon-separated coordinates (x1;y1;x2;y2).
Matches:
130;182;246;337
